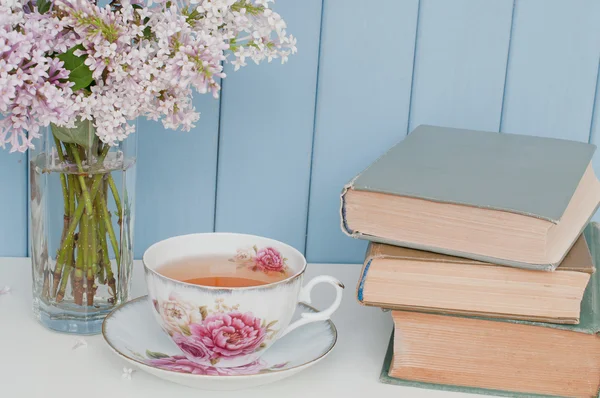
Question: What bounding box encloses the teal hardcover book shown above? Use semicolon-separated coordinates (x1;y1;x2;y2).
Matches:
340;125;600;271
378;224;600;398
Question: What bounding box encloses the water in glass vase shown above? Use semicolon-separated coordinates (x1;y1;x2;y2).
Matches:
30;125;137;335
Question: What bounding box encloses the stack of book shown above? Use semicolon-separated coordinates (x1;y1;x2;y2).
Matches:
341;125;600;397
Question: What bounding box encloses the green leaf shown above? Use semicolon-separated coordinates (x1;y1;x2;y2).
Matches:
57;45;94;91
256;342;267;351
36;0;52;14
199;306;208;321
265;320;278;330
145;350;169;360
142;26;153;40
180;324;192;336
51;119;94;148
68;64;95;92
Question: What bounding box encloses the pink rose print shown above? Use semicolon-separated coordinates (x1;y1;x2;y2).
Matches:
172;332;214;362
187;312;266;359
149;355;219;375
148;356;276;375
228;245;289;275
172;311;268;363
213;359;269;375
254;247;285;273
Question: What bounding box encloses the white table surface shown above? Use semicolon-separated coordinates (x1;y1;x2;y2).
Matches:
0;258;471;398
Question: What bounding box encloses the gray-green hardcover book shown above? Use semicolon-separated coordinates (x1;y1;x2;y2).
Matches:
340;125;600;271
378;224;600;397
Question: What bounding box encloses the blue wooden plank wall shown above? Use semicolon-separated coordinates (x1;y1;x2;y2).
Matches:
1;0;600;263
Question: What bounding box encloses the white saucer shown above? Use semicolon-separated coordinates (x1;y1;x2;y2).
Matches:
102;296;338;390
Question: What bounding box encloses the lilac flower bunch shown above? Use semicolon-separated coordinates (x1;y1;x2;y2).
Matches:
0;1;79;151
0;0;296;152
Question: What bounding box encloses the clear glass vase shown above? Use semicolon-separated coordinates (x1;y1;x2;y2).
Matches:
29;121;137;334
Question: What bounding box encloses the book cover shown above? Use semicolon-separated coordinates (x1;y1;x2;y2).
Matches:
362;233;594;273
341;125;599;271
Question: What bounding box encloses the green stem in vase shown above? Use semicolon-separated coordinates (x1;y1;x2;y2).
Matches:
96;210;106;285
52;136;69;216
79;177;91;306
68;174;76;217
89;211;98;277
86;206;98;306
96;258;105;285
98;193;120;274
73;177;85;307
96;192;115;299
80;206;89;299
107;175;123;225
56;235;75;303
70;144;94;216
56;174;77;300
73;237;84;306
51;141;73;297
55;146;110;273
52;171;78;297
86;269;95;305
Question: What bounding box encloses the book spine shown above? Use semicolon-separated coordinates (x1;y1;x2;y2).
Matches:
340;181;357;237
339;140;401;238
356;259;371;303
585;222;600;333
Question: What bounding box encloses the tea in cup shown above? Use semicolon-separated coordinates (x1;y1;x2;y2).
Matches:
143;233;344;368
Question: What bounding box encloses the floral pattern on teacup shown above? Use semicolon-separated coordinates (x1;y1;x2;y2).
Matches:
135;349;288;375
229;245;290;275
154;296;279;365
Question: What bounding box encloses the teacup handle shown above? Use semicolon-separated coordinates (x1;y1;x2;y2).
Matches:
279;275;344;338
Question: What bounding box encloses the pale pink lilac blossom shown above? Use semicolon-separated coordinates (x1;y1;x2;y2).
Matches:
0;0;296;151
0;286;10;295
0;1;78;152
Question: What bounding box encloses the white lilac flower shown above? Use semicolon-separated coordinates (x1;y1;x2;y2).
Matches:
121;367;134;379
0;1;79;152
0;0;296;152
72;337;88;349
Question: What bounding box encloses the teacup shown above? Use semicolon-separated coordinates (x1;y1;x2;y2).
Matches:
143;233;344;368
